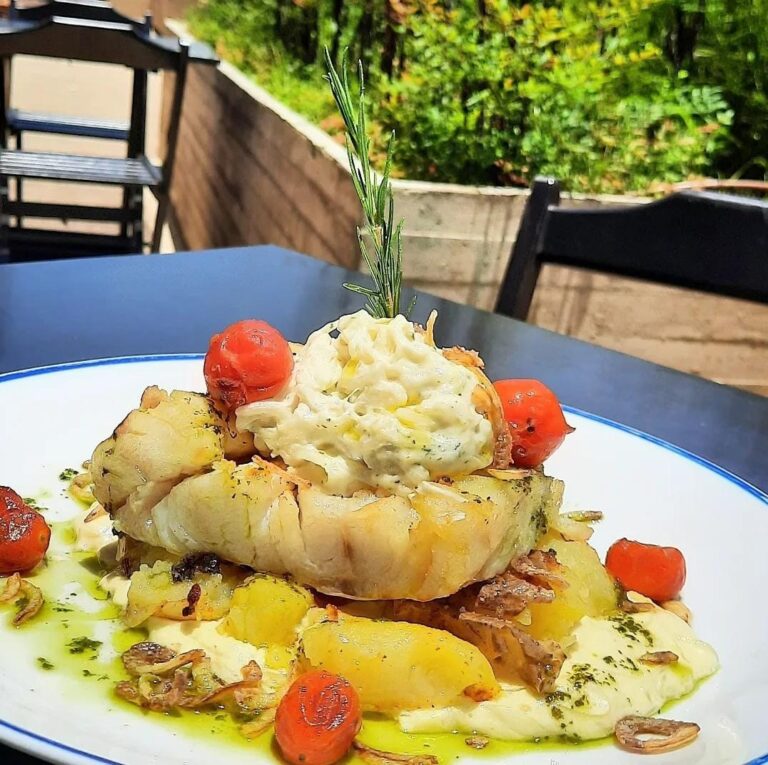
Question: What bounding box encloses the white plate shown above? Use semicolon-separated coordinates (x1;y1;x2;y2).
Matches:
0;356;766;765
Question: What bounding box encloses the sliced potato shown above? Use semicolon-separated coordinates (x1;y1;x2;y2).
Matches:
524;538;618;641
223;574;314;647
125;560;233;628
300;612;500;713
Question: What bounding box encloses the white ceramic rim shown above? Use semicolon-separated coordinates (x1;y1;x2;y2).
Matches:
1;354;766;765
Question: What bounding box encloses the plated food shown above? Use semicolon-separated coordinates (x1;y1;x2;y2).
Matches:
0;307;718;763
0;52;721;765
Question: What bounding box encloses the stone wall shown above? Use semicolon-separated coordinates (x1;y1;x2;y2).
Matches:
162;39;768;396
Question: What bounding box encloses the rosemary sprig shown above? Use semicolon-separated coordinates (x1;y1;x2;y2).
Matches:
324;48;410;319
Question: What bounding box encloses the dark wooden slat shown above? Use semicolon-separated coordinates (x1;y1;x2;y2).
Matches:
7;109;129;140
0;18;178;70
10;0;150;30
541;192;768;305
5;227;134;260
0;149;161;186
7;3;217;63
4;200;134;222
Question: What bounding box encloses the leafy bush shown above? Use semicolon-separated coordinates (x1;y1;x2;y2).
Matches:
189;0;765;194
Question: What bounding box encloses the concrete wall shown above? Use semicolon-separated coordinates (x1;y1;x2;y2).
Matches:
166;61;361;269
162;43;768;396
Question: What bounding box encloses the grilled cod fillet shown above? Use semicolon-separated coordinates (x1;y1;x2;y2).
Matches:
92;387;563;601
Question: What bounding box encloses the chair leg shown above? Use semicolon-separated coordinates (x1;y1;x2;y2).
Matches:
150;192;169;253
123;184;143;252
495;177;561;320
133;187;144;252
0;174;8;263
14;130;22;228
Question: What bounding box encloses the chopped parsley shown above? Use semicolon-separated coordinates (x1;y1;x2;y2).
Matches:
532;507;548;536
59;468;78;481
67;637;102;655
36;657;54;671
23;497;46;512
569;663;616;690
609;614;654;646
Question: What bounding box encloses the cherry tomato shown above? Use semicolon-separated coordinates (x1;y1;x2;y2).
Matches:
605;538;686;602
493;379;574;467
0;487;51;574
204;320;293;413
0;487;26;514
275;670;361;765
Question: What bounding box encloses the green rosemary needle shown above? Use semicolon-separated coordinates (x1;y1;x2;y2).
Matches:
324;48;410;319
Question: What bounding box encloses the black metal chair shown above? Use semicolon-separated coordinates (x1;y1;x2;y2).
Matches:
495;177;768;320
7;1;150;145
0;10;217;260
5;1;152;251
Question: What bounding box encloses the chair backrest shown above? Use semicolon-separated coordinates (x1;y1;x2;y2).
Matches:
495;177;768;320
9;0;151;32
0;15;184;70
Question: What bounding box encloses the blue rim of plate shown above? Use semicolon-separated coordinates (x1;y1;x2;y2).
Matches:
0;354;766;765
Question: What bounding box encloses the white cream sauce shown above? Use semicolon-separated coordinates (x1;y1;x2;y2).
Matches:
400;601;718;741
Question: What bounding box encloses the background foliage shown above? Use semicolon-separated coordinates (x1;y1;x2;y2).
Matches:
189;0;767;193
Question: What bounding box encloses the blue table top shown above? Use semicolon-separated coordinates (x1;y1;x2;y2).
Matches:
2;245;766;492
0;244;766;762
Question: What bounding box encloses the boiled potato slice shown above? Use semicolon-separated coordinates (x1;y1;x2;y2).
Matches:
223;574;314;647
300;612;500;713
525;538;618;641
125;560;233;627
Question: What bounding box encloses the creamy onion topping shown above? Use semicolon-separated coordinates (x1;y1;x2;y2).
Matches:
236;311;493;496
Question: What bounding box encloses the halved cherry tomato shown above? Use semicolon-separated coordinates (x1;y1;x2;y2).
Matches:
605;538;686;603
275;670;361;765
204;319;293;413
0;487;51;574
493;379;574;467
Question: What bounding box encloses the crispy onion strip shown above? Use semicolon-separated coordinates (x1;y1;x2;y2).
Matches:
83;503;107;523
134;649;206;676
620;593;655;614
121;642;205;676
640;651;679;666
563;510;603;523
352;740;438;765
662;600;692;624
116;670;189;711
510;550;568;590
118;643;265;714
185;662;262;708
615;715;700;753
251;455;309;487
465;736;489;750
0;575;44;625
0;574;21;603
14;580;43;625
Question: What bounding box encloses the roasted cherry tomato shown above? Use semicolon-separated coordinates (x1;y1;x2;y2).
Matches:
605;538;686;602
493;379;574;467
204;319;293;413
0;487;27;514
0;487;51;574
275;670;362;765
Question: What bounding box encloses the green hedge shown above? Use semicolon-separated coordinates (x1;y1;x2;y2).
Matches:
189;0;767;194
